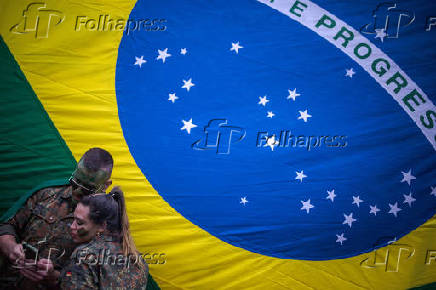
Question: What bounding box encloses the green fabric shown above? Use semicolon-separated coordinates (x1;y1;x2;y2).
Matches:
0;35;76;216
409;282;436;290
0;34;161;289
147;273;161;290
0;178;70;222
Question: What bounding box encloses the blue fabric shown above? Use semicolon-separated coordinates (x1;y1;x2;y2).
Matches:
116;0;436;260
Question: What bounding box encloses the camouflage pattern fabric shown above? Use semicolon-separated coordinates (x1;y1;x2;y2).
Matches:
60;234;148;289
0;185;77;289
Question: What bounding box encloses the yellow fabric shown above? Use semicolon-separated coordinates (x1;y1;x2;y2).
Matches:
1;1;435;288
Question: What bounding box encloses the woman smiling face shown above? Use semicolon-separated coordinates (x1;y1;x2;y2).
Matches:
70;203;104;244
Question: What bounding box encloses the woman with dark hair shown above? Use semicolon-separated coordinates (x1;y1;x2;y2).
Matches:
58;186;149;289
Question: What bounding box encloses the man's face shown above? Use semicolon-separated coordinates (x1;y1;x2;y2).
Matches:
70;203;103;243
70;159;110;201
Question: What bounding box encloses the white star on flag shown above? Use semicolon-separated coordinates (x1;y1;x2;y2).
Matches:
343;213;357;227
401;169;416;186
345;68;355;78
298;110;312;122
180;48;187;55
156;48;171;63
134;56;146;68
258;96;269;106
300;199;314;214
168;93;179;103
431;186;436;197
295;170;307;182
336;233;347;245
352;196;364;207
182;78;195;91
287;88;300;101
326;190;336;202
369;205;380;216
180;118;197;134
240;196;248;206
388;202;402;217
264;135;279;151
403;193;416;207
267;111;275;118
230;42;243;54
375;28;387;42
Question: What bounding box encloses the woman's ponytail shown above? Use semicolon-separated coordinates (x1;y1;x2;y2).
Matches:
109;186;147;272
109;186;135;255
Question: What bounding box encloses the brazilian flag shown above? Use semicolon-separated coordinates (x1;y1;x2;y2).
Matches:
1;0;436;289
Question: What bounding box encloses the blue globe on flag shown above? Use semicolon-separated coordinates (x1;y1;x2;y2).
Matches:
115;0;436;260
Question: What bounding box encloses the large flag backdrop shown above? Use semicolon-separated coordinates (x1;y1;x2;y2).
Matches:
1;0;436;288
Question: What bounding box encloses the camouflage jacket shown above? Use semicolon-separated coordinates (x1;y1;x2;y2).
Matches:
60;234;149;289
0;185;77;289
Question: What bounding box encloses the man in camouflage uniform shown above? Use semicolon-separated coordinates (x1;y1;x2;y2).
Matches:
60;233;148;289
0;148;113;289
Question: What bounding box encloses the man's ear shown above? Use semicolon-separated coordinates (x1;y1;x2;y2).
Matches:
103;179;112;191
102;220;108;231
98;221;108;233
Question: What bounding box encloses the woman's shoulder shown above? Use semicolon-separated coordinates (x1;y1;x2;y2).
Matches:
71;235;121;262
100;253;149;289
69;239;148;288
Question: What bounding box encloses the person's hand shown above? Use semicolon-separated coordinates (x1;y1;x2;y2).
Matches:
38;259;60;286
19;258;59;283
19;259;44;282
9;242;25;263
0;235;25;263
37;258;56;278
